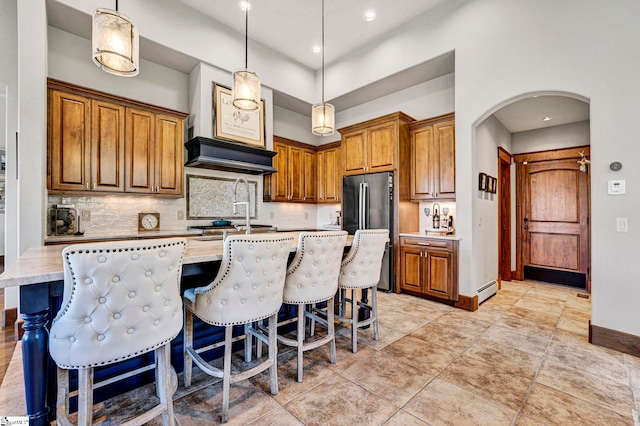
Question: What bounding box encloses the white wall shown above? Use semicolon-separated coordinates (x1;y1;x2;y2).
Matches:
273;106;319;146
474;115;511;289
511;121;590;154
48;27;189;113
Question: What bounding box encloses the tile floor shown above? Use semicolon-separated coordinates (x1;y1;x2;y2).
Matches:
3;280;640;425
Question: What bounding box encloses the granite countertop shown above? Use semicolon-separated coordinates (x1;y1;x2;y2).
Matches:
44;229;202;244
399;231;461;241
0;232;354;289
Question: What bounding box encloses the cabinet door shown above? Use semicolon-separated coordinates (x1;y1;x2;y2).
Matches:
367;121;396;173
270;142;290;201
288;146;304;202
319;147;341;203
424;249;453;299
91;100;125;192
434;120;455;199
400;247;423;293
302;148;316;203
49;90;91;191
316;150;326;202
411;126;435;200
155;114;184;196
342;130;367;175
125;108;155;194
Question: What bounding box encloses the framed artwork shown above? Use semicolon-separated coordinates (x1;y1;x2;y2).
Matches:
491;177;498;193
212;83;266;148
478;173;488;191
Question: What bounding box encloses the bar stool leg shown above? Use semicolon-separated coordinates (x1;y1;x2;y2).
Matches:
244;323;252;363
327;296;337;364
296;305;305;383
372;287;379;341
56;368;70;422
268;313;279;395
183;309;193;387
351;289;358;353
156;343;175;426
77;367;94;426
221;326;233;423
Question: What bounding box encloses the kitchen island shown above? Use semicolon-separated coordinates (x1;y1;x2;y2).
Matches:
0;232;353;425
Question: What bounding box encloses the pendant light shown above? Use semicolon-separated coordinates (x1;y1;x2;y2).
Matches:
92;0;139;77
233;0;261;110
312;0;335;136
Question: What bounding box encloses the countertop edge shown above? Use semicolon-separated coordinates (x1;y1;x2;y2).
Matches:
399;232;461;241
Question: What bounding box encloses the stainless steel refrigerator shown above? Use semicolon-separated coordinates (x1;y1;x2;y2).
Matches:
342;172;394;292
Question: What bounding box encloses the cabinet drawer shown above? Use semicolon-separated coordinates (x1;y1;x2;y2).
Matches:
400;237;453;251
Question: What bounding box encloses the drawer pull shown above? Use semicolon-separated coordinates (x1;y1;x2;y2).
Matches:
417;243;431;246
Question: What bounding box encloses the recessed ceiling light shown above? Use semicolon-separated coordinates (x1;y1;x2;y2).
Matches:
312;44;322;54
541;116;554;122
239;1;251;12
363;10;376;22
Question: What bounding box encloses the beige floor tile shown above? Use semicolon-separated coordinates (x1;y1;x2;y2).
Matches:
525;285;571;301
546;339;628;384
561;306;591;322
246;406;305;426
381;335;459;375
556;316;589;336
523;383;631;426
552;327;590;346
499;283;531;295
335;319;407;351
430;312;492;336
390;301;447;321
515;414;549;426
514;295;565;317
404;378;517;426
564;293;591;311
410;321;479;353
497;309;557;335
447;304;506;323
485;292;522;307
250;347;338;404
463;337;543;379
440;354;533;409
626;361;640;409
341;351;434;406
536;359;635;416
170;381;280;425
625;353;640;370
384;410;430;425
284;375;397;426
377;309;435;334
483;324;551;357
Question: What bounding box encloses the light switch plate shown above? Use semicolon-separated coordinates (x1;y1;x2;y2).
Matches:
608;180;626;194
616;218;628;232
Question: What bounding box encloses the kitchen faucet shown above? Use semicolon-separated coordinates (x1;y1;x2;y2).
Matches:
232;177;251;234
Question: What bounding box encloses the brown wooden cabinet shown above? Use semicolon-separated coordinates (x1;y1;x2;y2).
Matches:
264;136;316;203
340;113;412;176
400;236;459;301
47;79;187;197
316;142;341;203
410;113;456;201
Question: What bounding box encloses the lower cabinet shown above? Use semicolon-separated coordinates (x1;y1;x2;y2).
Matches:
399;236;459;301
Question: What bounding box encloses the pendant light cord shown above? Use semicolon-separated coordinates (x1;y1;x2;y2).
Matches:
115;0;118;11
245;1;249;70
321;0;325;104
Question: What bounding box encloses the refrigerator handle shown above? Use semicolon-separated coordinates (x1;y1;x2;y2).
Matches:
358;182;364;229
362;182;369;229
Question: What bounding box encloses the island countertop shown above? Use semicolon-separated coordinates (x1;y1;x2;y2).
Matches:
0;231;354;289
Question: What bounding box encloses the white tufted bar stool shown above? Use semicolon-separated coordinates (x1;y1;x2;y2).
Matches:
182;234;293;424
49;238;187;426
335;229;389;353
274;231;348;383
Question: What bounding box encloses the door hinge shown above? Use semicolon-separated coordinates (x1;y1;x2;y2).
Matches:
587;217;589;225
587;267;590;274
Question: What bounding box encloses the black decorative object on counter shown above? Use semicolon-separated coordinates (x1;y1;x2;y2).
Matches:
48;205;76;236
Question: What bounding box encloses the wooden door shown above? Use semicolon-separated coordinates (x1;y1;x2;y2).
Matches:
367;121;396;173
520;157;590;283
302;149;316;202
270;142;290;201
49;90;91;191
424;249;453;299
91;100;125;192
433;120;455;199
288;146;304;202
155;114;183;196
342;130;367;175
498;147;512;282
125;108;155;194
411;125;434;200
400;247;423;293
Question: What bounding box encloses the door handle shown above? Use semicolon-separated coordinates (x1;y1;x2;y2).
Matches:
524;217;529;230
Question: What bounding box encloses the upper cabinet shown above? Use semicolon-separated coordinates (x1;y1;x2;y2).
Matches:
47;79;187;197
316;142;341;203
264;136;316;203
339;112;414;176
410;113;455;201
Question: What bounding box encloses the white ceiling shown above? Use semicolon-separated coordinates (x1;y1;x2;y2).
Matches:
46;0;590;130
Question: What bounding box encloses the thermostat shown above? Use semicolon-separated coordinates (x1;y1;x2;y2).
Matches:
608;180;626;195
